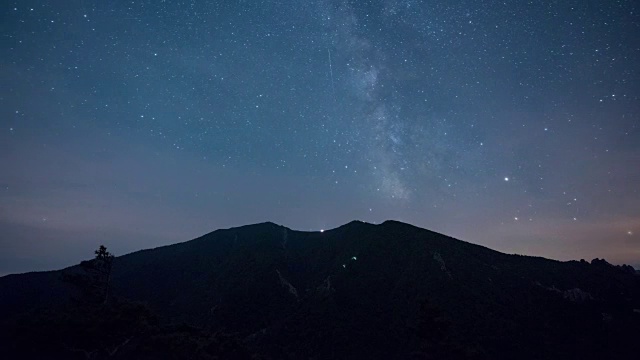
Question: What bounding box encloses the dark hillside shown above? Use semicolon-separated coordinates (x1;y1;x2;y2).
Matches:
1;220;639;359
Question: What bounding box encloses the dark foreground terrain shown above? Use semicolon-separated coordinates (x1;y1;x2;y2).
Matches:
1;220;639;359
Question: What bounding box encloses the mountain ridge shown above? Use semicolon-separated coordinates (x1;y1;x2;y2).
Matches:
1;219;633;279
1;219;639;359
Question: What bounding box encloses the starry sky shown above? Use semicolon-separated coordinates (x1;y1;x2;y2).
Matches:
1;0;639;275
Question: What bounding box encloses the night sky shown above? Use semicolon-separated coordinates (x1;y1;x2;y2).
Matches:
1;0;639;275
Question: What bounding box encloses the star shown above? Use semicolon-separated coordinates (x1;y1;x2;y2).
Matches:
2;0;638;275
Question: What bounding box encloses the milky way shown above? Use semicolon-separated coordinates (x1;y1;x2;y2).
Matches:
1;0;639;274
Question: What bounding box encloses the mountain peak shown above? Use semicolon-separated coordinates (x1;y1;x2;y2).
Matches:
379;219;424;231
225;221;287;231
341;219;371;227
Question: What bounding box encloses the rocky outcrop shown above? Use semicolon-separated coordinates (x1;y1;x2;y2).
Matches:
536;282;593;303
562;288;593;302
275;270;298;300
433;252;452;278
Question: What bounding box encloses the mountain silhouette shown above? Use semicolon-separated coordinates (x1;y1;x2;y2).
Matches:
1;220;639;359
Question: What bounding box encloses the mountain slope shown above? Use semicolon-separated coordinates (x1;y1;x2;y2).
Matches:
1;220;639;359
